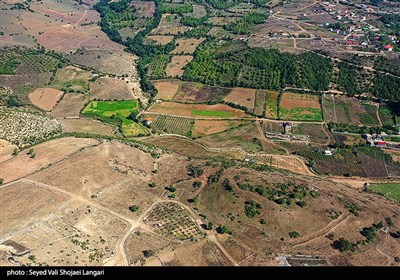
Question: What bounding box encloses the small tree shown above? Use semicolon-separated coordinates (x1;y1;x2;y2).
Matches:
129;205;139;212
193;181;202;188
167;185;176;192
12;148;19;156
0;178;3;185
289;231;300;238
148;182;157;188
207;222;213;230
143;250;155;258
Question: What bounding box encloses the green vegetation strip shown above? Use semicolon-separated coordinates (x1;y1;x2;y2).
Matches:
191;110;231;117
368;183;400;201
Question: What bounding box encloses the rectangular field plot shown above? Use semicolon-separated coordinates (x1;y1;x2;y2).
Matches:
143;202;205;241
322;95;379;126
280;92;322;122
253;90;267;116
223;87;256;112
166;56;193;77
51;66;92;93
299;146;400;177
266;90;279;119
149;102;250;119
171;38;205;54
154;80;180;100
172;82;231;103
140;114;193;137
192;120;249;138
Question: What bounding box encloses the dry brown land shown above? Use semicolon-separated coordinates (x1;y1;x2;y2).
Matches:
281;92;320;109
0;137;99;183
89;77;134;100
0;139;17;164
192;120;248;138
59;118;115;136
154;80;180;100
51;93;88;118
224;87;256;111
146;35;174;45
28;88;64;111
166;56;193;77
171;38;205;54
19;6;123;53
149;102;250;118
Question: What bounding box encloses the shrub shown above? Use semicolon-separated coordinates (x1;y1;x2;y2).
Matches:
129;205;139;212
289;231;300;238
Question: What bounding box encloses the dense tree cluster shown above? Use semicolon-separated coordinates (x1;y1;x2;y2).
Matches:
372;73;400;102
225;12;268;35
184;42;332;91
160;3;193;14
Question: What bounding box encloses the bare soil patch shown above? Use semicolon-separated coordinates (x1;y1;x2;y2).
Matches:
171;38;205;54
51;93;89;118
0;139;17;164
154;80;180;100
224;87;256;111
146;35;174;45
89;77;134;100
172;82;231;103
131;1;156;18
280;92;320;109
166;56;193;77
0;137;99;183
59;118;115;136
28;88;63;111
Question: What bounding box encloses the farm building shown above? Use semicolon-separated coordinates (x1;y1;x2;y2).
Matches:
143;117;153;126
323;150;333;156
384;44;393;51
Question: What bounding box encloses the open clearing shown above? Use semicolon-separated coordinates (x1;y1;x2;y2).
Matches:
368;183;400;201
166;56;193;77
146;35;174;45
223;88;256;112
192;120;249;138
89;77;134;100
131;1;156;18
59;118;115;136
171;38;205;54
149;102;250;119
18;2;124;53
28;88;64;111
322;95;379;125
51;66;92;93
154;80;180;100
0;137;99;183
151;14;185;35
0;139;17;164
51;93;88;118
280;92;322;121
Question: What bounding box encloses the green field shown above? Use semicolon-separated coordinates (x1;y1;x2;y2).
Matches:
82;100;147;137
82;100;138;119
279;108;323;122
192;110;231;117
122;119;150;137
368;183;400;201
